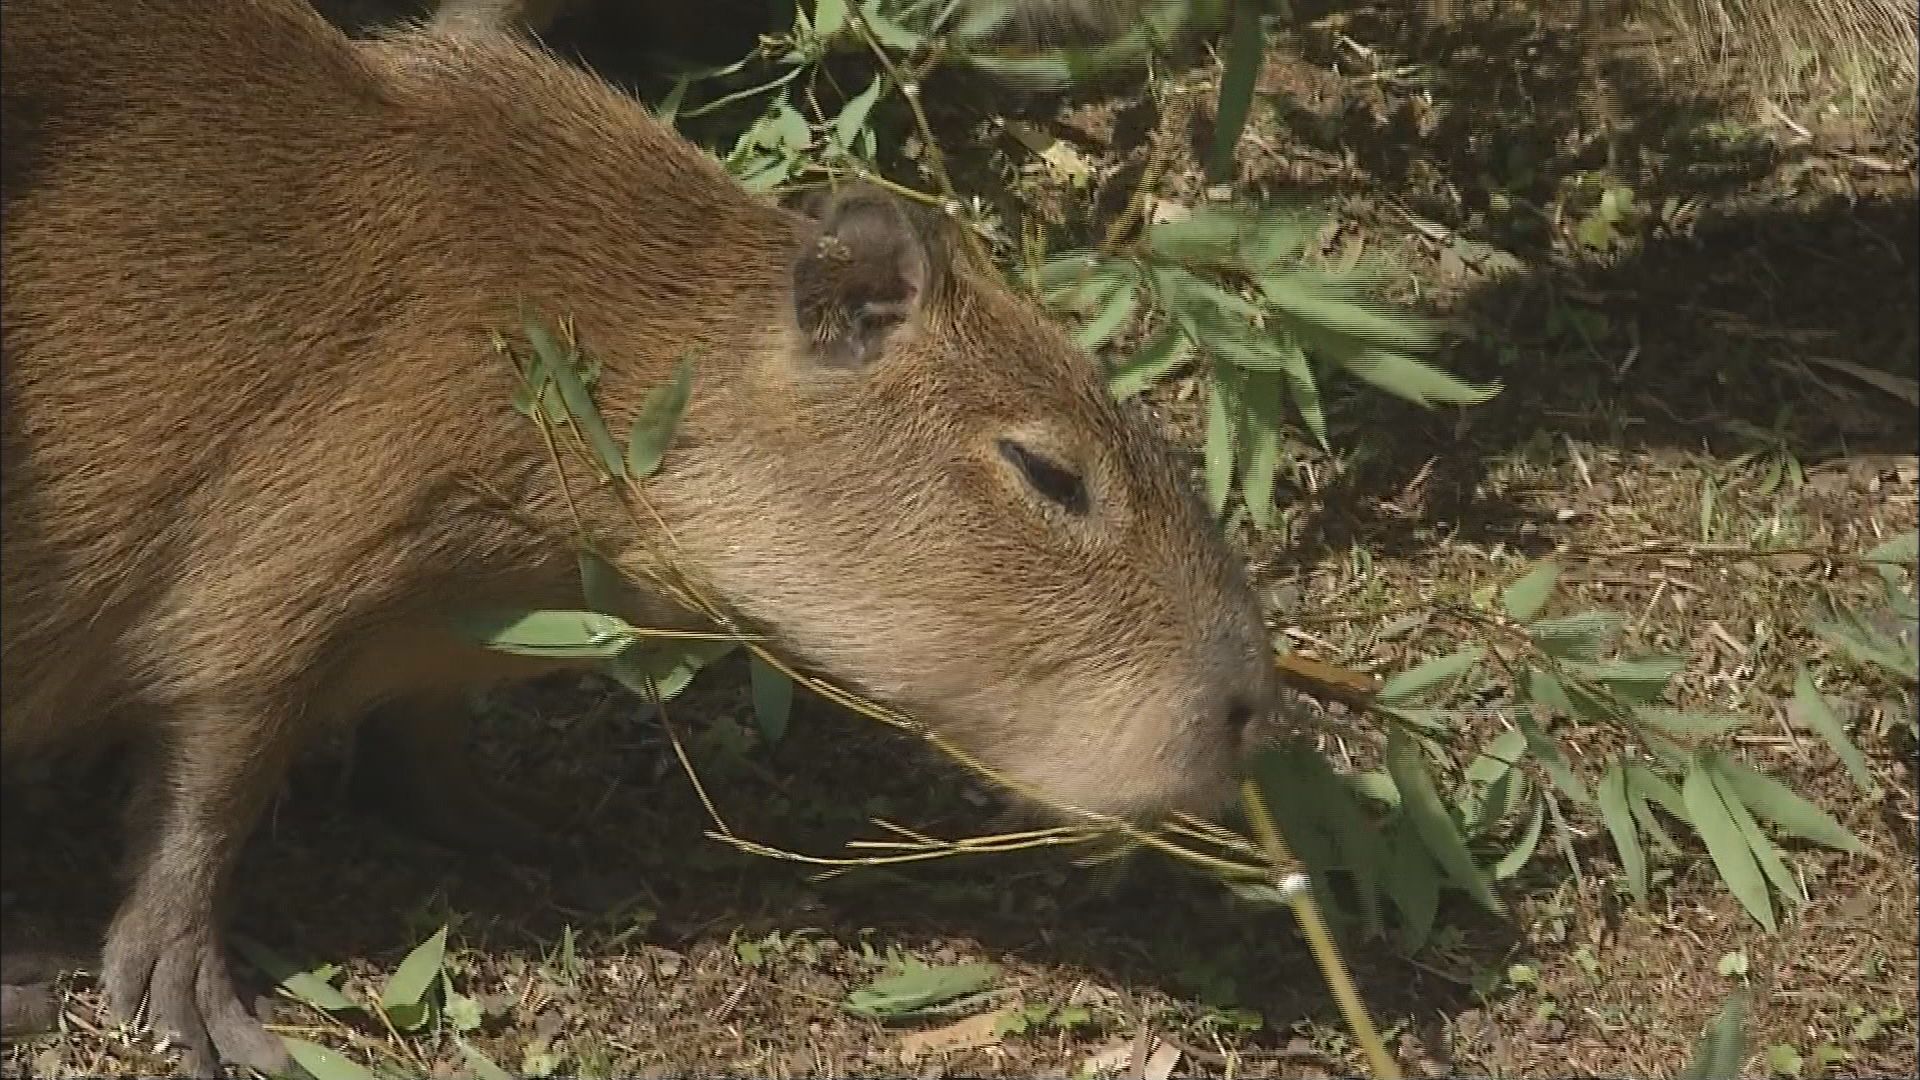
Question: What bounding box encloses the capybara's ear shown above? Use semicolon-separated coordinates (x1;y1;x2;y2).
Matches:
788;184;932;370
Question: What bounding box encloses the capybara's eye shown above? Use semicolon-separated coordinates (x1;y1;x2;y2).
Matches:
996;437;1089;517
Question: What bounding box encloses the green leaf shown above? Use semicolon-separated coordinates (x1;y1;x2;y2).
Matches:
282;1037;379;1080
1597;762;1648;905
1492;795;1547;880
814;0;849;39
1789;668;1875;795
626;356;694;480
1625;763;1690;826
1526;666;1615;727
655;76;689;127
842;961;1002;1020
455;609;642;660
1575;656;1686;703
456;1037;518;1080
1709;756;1801;910
1682;756;1776;932
1255;273;1444;354
748;654;794;745
1518;715;1591;805
1386;726;1503;915
444;983;483;1033
1331;345;1500;409
1143;206;1250;266
1709;753;1866;854
230;936;358;1014
856;0;926;52
948;0;1015;40
1767;1042;1804;1078
1863;529;1917;567
523;312;626;481
1106;326;1190;400
1679;988;1751;1080
1502;561;1562;623
381;925;448;1031
1811;608;1917;680
1377;646;1484;705
1236;372;1285;528
603;636;739;703
1463;727;1529;788
1074;276;1141;351
1271;331;1327;448
1206;0;1265;184
1528;610;1624;662
1241;213;1319;270
1630;707;1750;741
831;74;887;152
1385;820;1441;951
1202;362;1237;516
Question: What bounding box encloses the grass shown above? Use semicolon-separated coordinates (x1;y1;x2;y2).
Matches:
4;1;1917;1077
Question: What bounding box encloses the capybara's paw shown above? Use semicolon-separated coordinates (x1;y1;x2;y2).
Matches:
100;912;288;1078
0;949;71;1036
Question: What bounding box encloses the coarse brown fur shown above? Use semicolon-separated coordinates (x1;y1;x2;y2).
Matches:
423;0;1180;48
0;0;1282;1073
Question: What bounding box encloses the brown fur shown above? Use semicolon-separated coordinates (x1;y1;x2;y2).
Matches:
0;0;1280;1073
424;0;1171;47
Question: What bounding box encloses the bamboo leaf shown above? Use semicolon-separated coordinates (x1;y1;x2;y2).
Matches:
1625;763;1690;825
1386;727;1503;915
1518;714;1591;805
1073;277;1141;351
1709;752;1866;854
1501;561;1562;623
455;609;642;660
748;653;795;745
524;313;626;480
1573;656;1687;703
1682;756;1776;932
1631;707;1750;741
1202;361;1237;516
1492;795;1547;880
282;1038;379;1080
1597;762;1648;905
1236;372;1285;527
1271;331;1327;448
626;356;694;480
1707;755;1802;909
1789;667;1877;794
380;926;447;1014
1679;988;1751;1080
1385;820;1442;951
1528;611;1624;662
831;74;886;152
1106;326;1190;400
1377;646;1485;705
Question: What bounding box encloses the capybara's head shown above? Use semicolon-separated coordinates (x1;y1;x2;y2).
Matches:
648;185;1284;822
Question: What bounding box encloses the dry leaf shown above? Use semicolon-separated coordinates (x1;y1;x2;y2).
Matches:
1001;120;1095;186
897;1009;1007;1063
1141;1039;1182;1080
1081;1037;1139;1077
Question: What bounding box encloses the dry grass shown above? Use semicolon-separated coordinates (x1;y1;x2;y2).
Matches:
1646;0;1919;123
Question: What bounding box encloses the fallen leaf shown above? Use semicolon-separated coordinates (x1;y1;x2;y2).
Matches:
1141;1039;1182;1080
1081;1037;1138;1077
897;1009;1007;1062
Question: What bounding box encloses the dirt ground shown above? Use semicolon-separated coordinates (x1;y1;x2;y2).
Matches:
3;2;1916;1078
